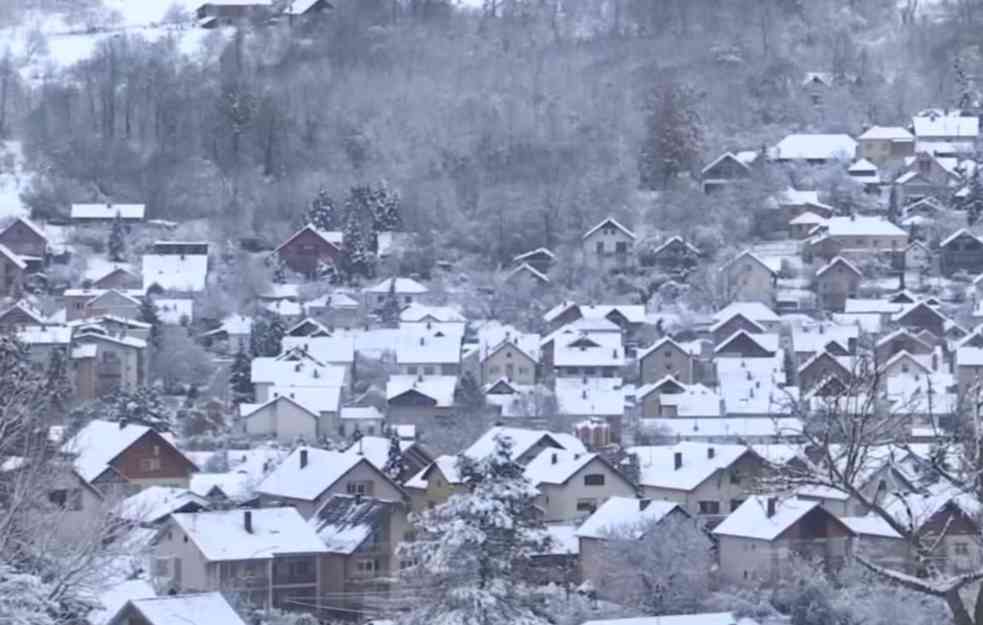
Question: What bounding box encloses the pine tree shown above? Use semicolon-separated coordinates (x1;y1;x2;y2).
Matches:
379;276;401;326
338;195;371;284
887;184;901;225
398;433;550;625
139;296;162;349
229;346;254;403
43;348;72;415
370;183;402;232
383;427;407;480
456;370;486;410
638;79;703;190
307;186;339;230
249;315;270;357
108;212;126;262
105;386;173;432
964;160;983;226
266;311;286;356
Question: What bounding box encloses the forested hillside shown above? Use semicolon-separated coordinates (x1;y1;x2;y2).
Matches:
0;0;978;282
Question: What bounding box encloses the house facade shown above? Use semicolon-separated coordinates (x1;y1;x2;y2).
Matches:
275;226;341;278
582;218;635;270
638;337;695;384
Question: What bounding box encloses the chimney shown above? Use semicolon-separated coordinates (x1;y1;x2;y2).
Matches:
674;452;682;470
355;493;363;505
419;336;425;346
707;446;715;460
244;510;253;534
551;453;558;465
581;389;587;399
300;448;308;469
767;497;777;518
417;372;424;383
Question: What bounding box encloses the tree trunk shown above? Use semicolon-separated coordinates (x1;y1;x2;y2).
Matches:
946;587;975;625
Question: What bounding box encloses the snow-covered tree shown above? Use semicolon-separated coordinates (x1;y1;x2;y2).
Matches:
229;346;254;403
961;159;983;226
638;79;703;190
455;370;486;410
383;427;407;480
397;433;550;625
338;196;372;284
307;186;339;231
371;182;402;232
138;296;161;350
266;311;286;356
107;212;125;262
593;513;714;614
153;329;214;394
43;349;72;416
269;253;288;285
379;276;401;326
248;312;285;357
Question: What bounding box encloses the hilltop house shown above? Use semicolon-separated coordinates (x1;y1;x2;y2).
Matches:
0;217;47;270
814;256;862;311
523;448;636;522
582;218;635;270
274;225;342;278
700;151;759;193
941;229;983;276
912;110;979;154
721;251;777;304
857;126;915;163
638;336;698;384
769;134;857;164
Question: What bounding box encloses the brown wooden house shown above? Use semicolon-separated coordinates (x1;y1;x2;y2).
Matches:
0;218;46;270
940;229;983;276
274;225;342;278
814;256;861;312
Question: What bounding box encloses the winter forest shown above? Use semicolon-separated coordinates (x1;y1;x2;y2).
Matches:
7;1;983;625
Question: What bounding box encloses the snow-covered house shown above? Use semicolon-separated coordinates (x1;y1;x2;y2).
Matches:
808;216;908;258
249;358;347;404
237;395;322;443
638;336;699;385
543;301;647;334
769;134;857;163
628;442;764;521
340;434;433;483
152;508;327;608
404;455;467;512
142;251;209;293
857;126;915;163
363;277;429;308
713;496;854;585
721;250;777;305
912;110;979;154
523;448;636;522
274;224;342;278
700;150;759;193
61;419;198;494
71;203;146;223
385;374;457;425
116;486;210;527
255;447;405;519
395;332;461;376
582;217;636;270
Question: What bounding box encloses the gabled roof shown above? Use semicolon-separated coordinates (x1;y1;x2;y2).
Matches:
506;262;550;284
940;228;983;248
709;312;767;335
274;224;342;254
789;211;826;226
0;300;47;325
310;494;394;554
523;448;609;487
721;249;777;275
400;303;466;323
112;593;246;625
0;243;26;270
713;495;853;541
513;247;556;263
404;454;463;490
463;426;585;462
629;442;756;492
892;301;948;324
816;256;862;278
712;301;780;324
116;486;210;525
582;217;636;241
912;112;979;138
713;330;777;356
386;375;457;407
170;508;328;561
823;216;907;238
0;216;46;241
650;235;701;257
62;420;190;483
796;350;852;379
848;158;878;173
239;394;319;421
876;327;933;351
858;126;914;141
700;151;755;176
637;336;693;361
770;134;857;160
880;349;932;375
575;496;684;539
364;276;429;294
256;447;367;502
340;435;426;474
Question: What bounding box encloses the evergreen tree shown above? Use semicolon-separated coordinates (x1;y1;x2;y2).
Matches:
456;370;486;410
379;276;402;326
307;186;339;230
104;386;173;432
383;427;407;480
370;183;402;232
249;315;270;357
270;253;288;285
338;196;371;284
139;296;162;349
229;346;254;403
963;159;983;226
43;348;72;415
638;79;703;190
108;212;126;262
398;433;549;625
887;183;901;225
266;311;286;356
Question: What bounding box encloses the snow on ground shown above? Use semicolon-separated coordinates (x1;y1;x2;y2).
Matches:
0;141;30;220
102;0;204;28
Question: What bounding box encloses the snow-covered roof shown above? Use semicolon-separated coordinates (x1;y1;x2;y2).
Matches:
116;593;247;625
404;454;461;490
575;496;683;539
643;417;803;440
250;358;346;388
506;262;550;284
238;394;318;423
771;134;857;161
636;381;722;417
543;302;646;325
630;442;753;491
883;486;981;531
310;494;392;554
189;472;255;503
816;255;862;278
141;254;208;292
582;614;755;625
340;435;417;473
849;158;878;173
463;426;585;462
285;0;328;15
17;324;71;345
523;448;600;486
791;324;857;354
273;225;341;255
940;228;983;248
957;346;983;367
116;486;210;525
61;419;155;483
700;151;756;175
554;377;626;416
713;496;845;541
912;112;979;138
340;406;384;421
858;126;914;141
789;211;826;226
843;298;903;315
823;216;907;237
553;332;624;368
513;247;556;263
712;301;779;324
280;336;356;365
395;333;461;365
473;322;541;363
714;330;779;355
400;303;466;323
364;277;429;294
841;515;902;539
171;507;327;561
256;447;364;502
582;217;636;240
71;203;145;220
88;579;156;625
386;375;457;407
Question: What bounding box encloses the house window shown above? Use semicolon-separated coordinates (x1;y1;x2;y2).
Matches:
730;471;742;484
355;559;379;574
423;366;435;375
48;489;81;511
518;367;529;375
583;474;605;486
955;542;970;556
140;458;161;472
698;501;721;515
576;499;598;514
404;296;412;304
346;481;373;496
377;295;385;303
730;499;745;512
596;241;604;255
615;241;628;255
